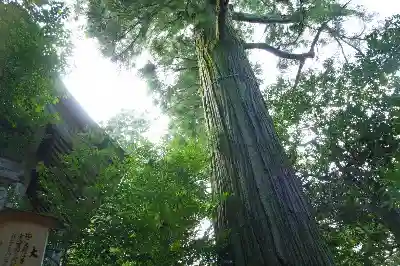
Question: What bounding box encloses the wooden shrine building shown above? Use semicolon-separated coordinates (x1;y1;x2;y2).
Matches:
0;79;124;264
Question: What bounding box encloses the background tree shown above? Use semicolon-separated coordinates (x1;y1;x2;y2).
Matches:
100;109;151;149
81;0;373;264
265;14;400;265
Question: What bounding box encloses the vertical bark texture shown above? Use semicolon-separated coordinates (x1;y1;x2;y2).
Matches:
195;10;334;266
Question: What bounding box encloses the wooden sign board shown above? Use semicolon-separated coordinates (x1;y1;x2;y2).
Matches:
0;209;61;266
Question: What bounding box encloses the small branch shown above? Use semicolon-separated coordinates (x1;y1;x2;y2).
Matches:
309;22;328;54
112;35;140;61
297;170;330;182
298;139;317;147
244;43;314;60
216;0;230;40
332;35;349;64
184;0;190;15
306;0;351;55
245;19;327;61
246;25;319;88
346;24;367;41
280;29;304;48
173;66;198;72
291;0;353;90
232;11;299;24
293;59;305;90
327;27;366;57
290;22;328;91
340;38;365;57
115;20;141;42
177;56;197;62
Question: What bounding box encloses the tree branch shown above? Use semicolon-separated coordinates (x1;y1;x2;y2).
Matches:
290;1;353;90
244;43;315;60
216;0;230;40
280;29;304;49
232;11;299;24
291;22;328;90
293;59;305;91
332;34;349;64
112;34;140;61
327;27;365;57
245;19;327;60
173;66;198;72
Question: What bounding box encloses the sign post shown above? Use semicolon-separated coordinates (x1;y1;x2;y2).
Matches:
0;208;62;266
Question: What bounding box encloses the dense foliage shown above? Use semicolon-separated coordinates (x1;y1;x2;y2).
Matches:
100;109;151;149
0;0;69;124
84;0;369;135
2;0;400;264
0;0;70;157
39;115;214;265
266;15;400;265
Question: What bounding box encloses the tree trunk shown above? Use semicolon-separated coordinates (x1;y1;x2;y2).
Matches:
195;9;334;266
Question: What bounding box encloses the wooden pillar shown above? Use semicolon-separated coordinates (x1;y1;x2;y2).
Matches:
0;157;24;209
22;125;47;196
0;186;7;210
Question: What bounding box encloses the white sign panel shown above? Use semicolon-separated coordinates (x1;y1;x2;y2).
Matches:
0;222;49;266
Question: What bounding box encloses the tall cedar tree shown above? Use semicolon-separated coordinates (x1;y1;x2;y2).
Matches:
84;0;368;264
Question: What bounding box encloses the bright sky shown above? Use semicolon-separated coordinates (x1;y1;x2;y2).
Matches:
62;0;399;142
